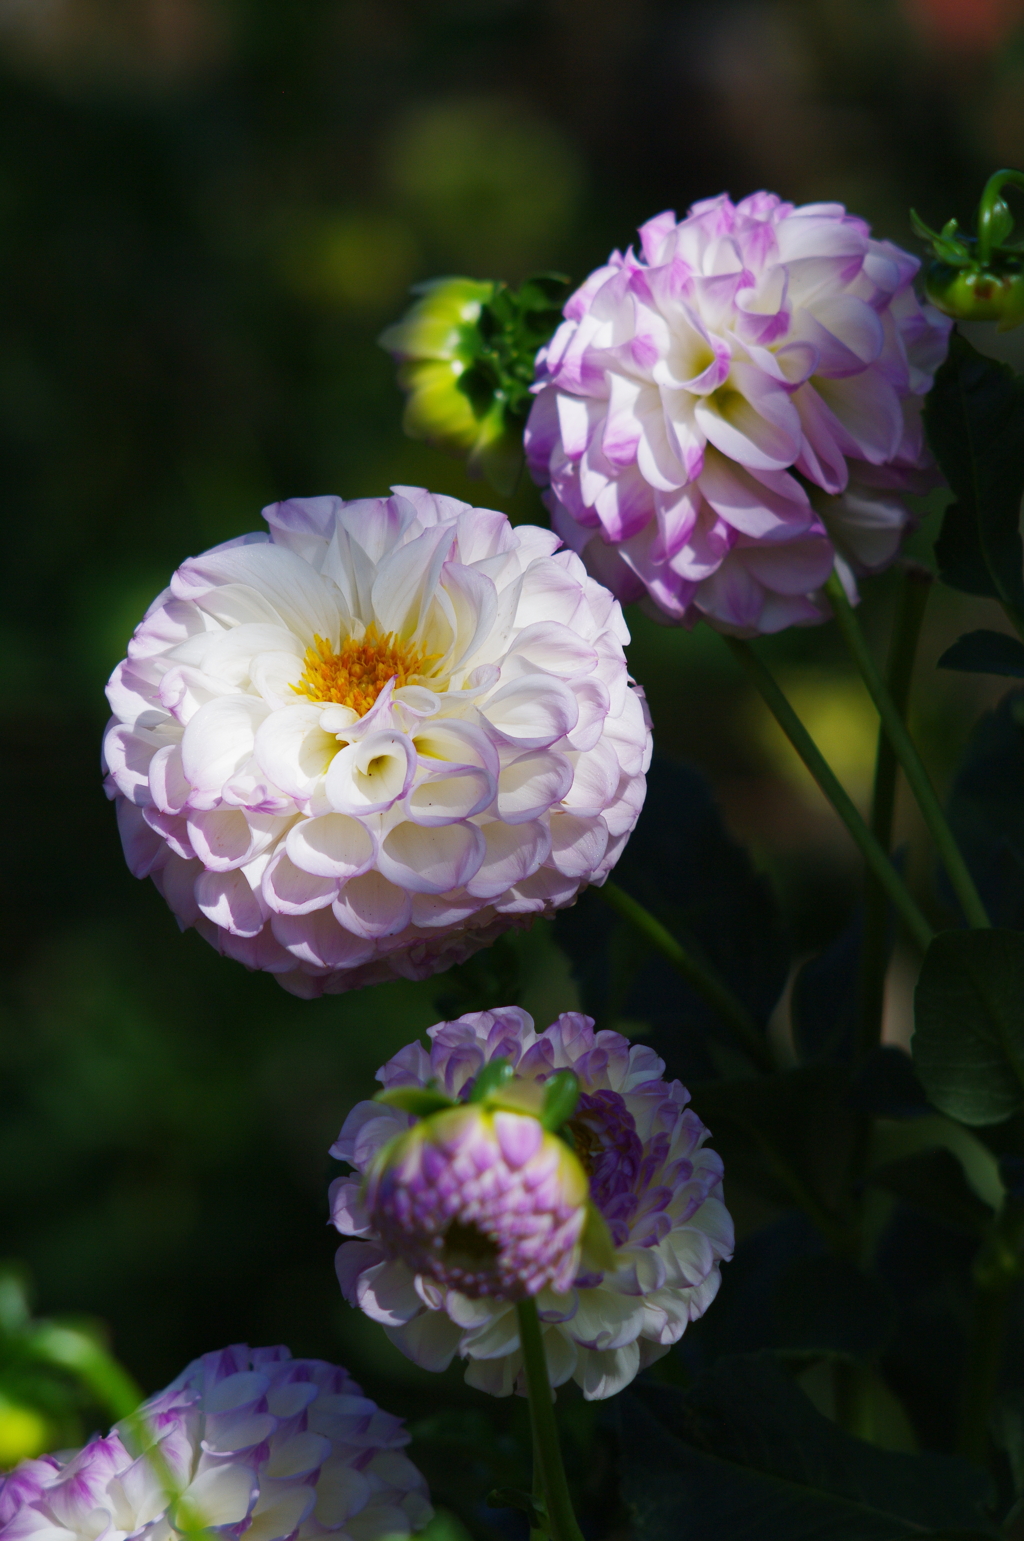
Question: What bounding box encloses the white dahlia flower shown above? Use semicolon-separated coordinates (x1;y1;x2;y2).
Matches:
0;1345;431;1541
524;192;952;634
331;1010;733;1401
102;488;651;997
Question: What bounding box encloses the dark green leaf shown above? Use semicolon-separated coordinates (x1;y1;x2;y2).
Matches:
938;629;1024;677
946;689;1024;928
913;929;1024;1125
867;1148;991;1236
690;1066;857;1220
772;1255;895;1359
849;1046;930;1119
927;333;1024;617
620;1357;996;1541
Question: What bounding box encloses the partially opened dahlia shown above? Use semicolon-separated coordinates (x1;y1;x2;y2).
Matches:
331;1010;732;1401
525;192;951;633
0;1345;430;1541
102;488;651;996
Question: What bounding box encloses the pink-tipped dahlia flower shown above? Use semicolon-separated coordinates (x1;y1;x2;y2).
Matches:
331;1010;733;1401
102;488;651;997
524;192;952;634
0;1345;431;1541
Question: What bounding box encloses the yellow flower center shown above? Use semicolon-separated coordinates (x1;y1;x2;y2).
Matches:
292;625;435;716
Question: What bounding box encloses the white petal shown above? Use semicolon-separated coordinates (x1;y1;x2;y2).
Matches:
496;750;573;823
195;868;266;937
333;871;412;937
378;821;485;895
480;676;579;748
464;820;551;899
262;1431;331;1480
271;908;375;969
243;1489;316;1541
254;704;339;799
325;732;416;815
180;1464;255;1528
547;813;608;878
181;696;270;800
575;1341;641;1400
262;849;338;914
286;813;375;878
405;765;494;826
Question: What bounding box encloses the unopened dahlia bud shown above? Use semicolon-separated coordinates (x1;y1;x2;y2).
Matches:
366;1101;590;1300
381;276;569;494
102;488;651;998
525;192;952;634
0;1345;431;1541
913;170;1024;330
332;1010;732;1401
380;278;496;456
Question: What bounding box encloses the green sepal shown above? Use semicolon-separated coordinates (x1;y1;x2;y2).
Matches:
539;1069;581;1131
469;1057;514;1102
580;1200;618;1274
374;1085;457;1117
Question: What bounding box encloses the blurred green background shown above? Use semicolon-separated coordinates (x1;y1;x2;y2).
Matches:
1;0;1023;1504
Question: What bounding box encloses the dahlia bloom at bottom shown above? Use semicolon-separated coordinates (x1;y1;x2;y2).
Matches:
331;1011;733;1401
0;1345;431;1541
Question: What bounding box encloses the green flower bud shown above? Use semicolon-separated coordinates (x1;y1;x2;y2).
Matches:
912;169;1024;331
380;272;569;496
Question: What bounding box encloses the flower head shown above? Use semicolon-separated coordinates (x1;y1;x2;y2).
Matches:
0;1345;430;1541
331;1010;732;1401
525;192;952;634
366;1101;590;1300
102;488;651;997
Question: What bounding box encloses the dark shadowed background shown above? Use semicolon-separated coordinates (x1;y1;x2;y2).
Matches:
1;0;1022;1513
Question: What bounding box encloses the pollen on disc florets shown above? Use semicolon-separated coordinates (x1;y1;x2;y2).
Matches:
294;624;436;715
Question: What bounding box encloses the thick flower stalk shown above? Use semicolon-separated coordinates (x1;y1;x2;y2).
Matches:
524;192;952;634
331;1010;733;1400
102;488;651;997
0;1344;431;1541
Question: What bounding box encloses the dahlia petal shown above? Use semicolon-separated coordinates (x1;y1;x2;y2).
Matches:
286;813;375;879
254;705;339;800
262;850;337;915
181;696;270;800
697;449;810;539
576;1342;641;1400
480;677;579;749
464;820;551;899
811;370;904;464
377;821;485;895
325;732;417;816
385;1312;463;1373
333;872;413;938
116;799;167;879
547;813;609;878
195;869;266;937
405;766;494;826
496;751;574;823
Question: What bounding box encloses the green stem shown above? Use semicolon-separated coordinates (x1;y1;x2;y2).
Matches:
958;1280;1012;1463
858;565;932;1058
599;880;774;1074
825;572;990;931
724;636;933;952
516;1299;584;1541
